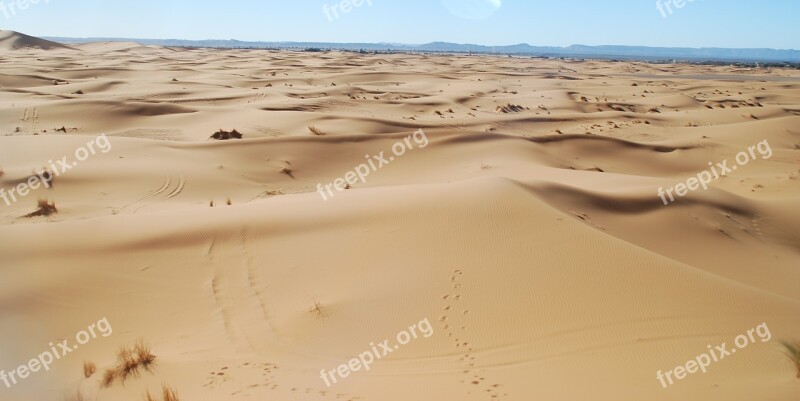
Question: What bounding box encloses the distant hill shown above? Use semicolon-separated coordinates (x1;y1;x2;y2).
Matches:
42;35;800;63
0;31;74;51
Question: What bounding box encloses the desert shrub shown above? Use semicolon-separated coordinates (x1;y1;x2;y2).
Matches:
210;129;243;140
25;199;58;218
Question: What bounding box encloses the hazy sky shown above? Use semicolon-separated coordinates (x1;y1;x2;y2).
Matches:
1;0;798;49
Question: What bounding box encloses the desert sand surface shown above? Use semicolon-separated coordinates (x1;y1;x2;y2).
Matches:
1;31;800;401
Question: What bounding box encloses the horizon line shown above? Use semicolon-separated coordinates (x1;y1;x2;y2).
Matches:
39;35;799;52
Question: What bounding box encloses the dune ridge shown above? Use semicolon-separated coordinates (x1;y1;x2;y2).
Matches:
0;30;75;51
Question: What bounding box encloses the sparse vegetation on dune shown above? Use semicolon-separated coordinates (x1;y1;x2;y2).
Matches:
83;361;96;378
25;199;58;218
101;368;116;387
310;299;327;318
162;385;180;401
134;339;157;371
781;340;800;378
210;129;243;140
308;125;326;136
146;385;180;401
100;340;157;388
496;103;528;113
118;346;140;382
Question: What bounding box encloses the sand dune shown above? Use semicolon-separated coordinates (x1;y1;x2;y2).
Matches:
1;37;799;401
0;31;75;51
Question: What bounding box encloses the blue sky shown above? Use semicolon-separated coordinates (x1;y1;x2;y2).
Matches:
1;0;797;49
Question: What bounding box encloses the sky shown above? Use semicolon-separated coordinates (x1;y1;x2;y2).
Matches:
0;0;798;49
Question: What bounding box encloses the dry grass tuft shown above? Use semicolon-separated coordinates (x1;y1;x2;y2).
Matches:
25;199;58;218
118;346;140;382
308;126;326;136
134;340;157;371
101;368;117;388
100;340;157;388
162;385;180;401
83;361;96;378
144;385;180;401
781;340;800;378
310;300;327;318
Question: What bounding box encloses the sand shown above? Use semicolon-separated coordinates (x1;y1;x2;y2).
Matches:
1;31;799;401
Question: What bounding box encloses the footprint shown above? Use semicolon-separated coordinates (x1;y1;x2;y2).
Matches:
445;269;508;399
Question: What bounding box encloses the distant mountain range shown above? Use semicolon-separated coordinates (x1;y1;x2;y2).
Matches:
43;37;800;63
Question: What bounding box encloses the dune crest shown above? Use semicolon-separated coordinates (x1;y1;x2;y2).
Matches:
0;30;75;51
